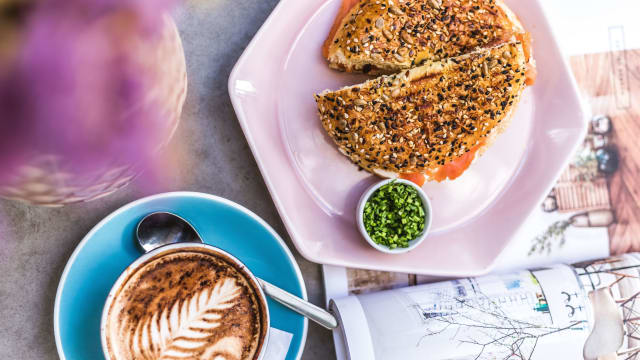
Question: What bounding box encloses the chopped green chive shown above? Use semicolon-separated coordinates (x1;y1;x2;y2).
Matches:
363;181;426;249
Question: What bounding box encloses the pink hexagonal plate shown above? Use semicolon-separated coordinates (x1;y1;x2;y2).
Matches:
229;0;587;276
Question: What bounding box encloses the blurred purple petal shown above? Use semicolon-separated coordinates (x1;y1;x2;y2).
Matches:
0;0;178;186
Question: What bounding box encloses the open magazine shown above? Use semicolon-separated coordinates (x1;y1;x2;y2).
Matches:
323;0;640;358
326;254;640;359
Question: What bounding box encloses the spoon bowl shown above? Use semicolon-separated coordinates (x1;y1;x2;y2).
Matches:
136;212;203;252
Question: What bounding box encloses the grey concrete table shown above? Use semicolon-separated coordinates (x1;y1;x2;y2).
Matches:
0;1;336;358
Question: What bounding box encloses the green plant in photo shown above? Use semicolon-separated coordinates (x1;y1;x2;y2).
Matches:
529;220;571;256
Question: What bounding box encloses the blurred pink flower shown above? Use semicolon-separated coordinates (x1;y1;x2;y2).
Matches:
0;0;178;184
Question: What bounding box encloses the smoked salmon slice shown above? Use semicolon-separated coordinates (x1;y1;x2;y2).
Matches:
322;0;361;59
400;143;483;185
428;143;484;182
400;173;427;187
516;32;536;85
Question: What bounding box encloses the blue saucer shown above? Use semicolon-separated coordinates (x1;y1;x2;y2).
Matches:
54;192;307;359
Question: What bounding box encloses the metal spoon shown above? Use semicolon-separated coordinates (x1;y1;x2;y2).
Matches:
136;211;338;330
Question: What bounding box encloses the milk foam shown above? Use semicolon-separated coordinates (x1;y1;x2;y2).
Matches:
104;249;266;360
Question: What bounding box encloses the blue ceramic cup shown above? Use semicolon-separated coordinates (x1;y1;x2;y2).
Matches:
100;242;271;360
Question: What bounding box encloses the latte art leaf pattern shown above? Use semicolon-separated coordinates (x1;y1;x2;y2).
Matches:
127;278;242;359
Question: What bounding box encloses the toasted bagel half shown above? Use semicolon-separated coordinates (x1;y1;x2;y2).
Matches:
315;41;528;182
323;0;533;80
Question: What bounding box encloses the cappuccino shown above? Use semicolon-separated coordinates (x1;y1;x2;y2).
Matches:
103;245;268;360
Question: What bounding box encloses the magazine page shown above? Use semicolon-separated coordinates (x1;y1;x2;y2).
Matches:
494;0;640;271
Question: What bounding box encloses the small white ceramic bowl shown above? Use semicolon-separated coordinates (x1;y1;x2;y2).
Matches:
357;179;432;254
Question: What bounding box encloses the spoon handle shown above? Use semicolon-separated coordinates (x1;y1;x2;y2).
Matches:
257;278;338;330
